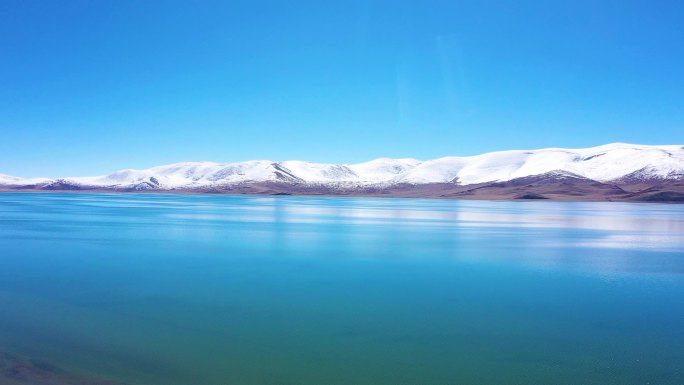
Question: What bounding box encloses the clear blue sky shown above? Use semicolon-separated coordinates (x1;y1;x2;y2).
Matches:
1;0;683;177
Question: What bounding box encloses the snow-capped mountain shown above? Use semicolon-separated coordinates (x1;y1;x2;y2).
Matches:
1;144;683;192
0;173;50;186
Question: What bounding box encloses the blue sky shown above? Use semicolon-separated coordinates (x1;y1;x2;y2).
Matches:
1;0;683;177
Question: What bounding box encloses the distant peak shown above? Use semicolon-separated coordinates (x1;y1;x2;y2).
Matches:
1;143;682;189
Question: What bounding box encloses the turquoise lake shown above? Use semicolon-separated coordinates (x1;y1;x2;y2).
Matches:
0;192;683;384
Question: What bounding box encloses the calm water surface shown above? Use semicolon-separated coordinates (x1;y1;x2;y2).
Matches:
0;193;683;384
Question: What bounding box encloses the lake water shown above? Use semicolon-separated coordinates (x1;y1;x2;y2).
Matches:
0;192;683;385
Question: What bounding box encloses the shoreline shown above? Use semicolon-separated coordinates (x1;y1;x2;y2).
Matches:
0;186;683;203
0;350;125;385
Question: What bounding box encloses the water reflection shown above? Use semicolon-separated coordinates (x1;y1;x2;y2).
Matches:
1;193;683;267
1;193;684;385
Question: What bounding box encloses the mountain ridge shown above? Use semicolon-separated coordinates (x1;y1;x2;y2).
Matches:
2;143;683;202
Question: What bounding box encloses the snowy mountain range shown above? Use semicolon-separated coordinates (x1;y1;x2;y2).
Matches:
2;143;684;201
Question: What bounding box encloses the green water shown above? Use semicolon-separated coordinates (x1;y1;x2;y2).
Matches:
0;193;683;384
